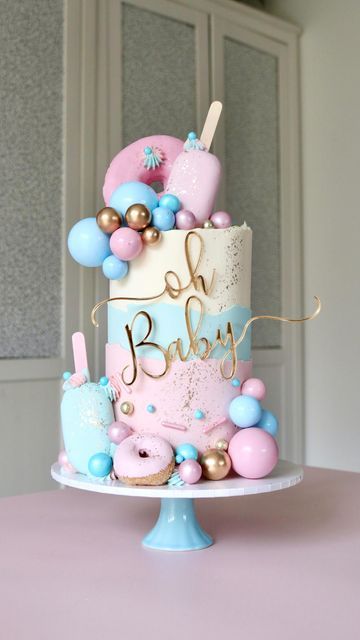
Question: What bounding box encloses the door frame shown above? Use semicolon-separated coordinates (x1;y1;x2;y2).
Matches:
211;15;303;462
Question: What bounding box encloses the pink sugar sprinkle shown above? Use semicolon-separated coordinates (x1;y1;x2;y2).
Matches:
162;421;187;432
203;417;227;434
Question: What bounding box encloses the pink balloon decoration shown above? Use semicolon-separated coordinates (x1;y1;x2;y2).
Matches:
110;227;143;261
210;211;232;229
241;377;266;402
179;459;202;484
228;428;278;479
175;209;196;230
108;421;132;445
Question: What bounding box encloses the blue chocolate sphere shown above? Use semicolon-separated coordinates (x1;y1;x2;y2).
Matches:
68;217;111;268
152;206;175;231
109;181;158;217
88;452;113;478
256;409;279;437
102;254;129;280
158;194;181;213
175;443;198;461
229;395;262;428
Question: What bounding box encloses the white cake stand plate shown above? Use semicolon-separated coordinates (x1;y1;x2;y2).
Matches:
51;460;303;552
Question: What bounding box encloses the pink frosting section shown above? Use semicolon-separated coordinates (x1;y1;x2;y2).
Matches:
106;343;252;453
103;135;183;205
114;434;174;479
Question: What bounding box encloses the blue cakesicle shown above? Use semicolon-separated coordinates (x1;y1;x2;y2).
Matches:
61;383;114;475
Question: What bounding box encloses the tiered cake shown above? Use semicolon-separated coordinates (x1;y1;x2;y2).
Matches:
59;102;303;486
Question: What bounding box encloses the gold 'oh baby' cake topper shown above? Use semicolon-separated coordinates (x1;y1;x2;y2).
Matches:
92;231;321;385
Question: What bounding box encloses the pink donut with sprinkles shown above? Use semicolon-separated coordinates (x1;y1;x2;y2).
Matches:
114;433;175;486
103;135;183;205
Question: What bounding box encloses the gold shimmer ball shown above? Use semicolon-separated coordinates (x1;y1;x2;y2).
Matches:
215;439;229;451
203;219;214;229
120;401;134;415
96;207;122;233
142;226;162;246
125;203;151;230
200;448;231;480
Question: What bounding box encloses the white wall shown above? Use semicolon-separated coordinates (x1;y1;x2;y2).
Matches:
266;0;360;471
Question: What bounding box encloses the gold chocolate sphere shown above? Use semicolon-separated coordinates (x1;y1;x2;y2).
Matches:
203;219;214;229
120;401;134;415
125;203;151;230
96;207;122;233
200;448;231;480
215;438;229;451
142;226;162;246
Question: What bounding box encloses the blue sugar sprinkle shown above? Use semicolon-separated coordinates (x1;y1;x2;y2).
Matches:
147;404;156;413
62;371;71;381
194;409;204;420
231;378;241;387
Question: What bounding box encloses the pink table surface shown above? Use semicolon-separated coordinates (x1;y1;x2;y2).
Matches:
0;466;359;640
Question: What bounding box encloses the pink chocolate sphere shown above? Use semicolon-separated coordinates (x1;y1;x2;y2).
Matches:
57;450;76;473
179;459;202;484
228;428;278;479
175;209;196;230
241;377;266;402
210;211;232;229
108;421;132;445
110;227;143;261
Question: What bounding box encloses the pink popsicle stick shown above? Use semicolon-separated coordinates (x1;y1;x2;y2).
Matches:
72;332;88;374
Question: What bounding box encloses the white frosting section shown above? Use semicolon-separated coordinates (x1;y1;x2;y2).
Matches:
110;225;252;314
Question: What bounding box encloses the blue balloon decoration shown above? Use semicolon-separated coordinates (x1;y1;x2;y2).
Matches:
256;409;279;437
152;206;175;231
229;395;262;428
175;443;198;461
88;452;113;478
158;193;181;213
102;254;129;280
109;181;158;216
68;217;111;268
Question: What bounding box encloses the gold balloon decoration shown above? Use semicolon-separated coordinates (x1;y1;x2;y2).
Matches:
200;448;231;480
120;401;134;416
203;219;214;229
142;226;162;246
96;207;122;233
125;203;151;230
215;439;229;451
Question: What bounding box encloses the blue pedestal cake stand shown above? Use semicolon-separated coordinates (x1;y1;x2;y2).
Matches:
51;460;303;552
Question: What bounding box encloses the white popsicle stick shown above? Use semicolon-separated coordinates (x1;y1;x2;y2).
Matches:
72;332;89;375
200;101;223;150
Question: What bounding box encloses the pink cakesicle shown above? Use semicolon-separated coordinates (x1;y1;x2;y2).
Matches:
164;101;223;225
165;150;221;225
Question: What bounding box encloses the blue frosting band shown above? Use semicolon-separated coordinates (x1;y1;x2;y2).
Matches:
108;302;251;361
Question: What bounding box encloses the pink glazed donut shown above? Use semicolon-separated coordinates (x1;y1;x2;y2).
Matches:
103;135;183;205
114;433;175;486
